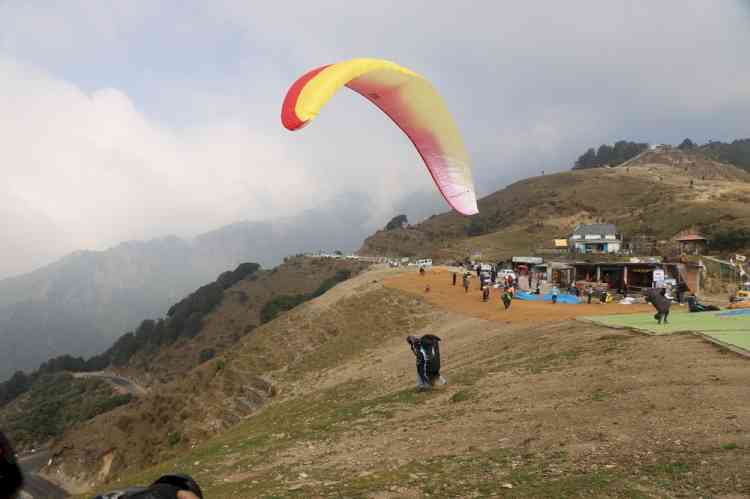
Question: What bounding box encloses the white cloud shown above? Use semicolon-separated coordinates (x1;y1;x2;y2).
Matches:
1;0;749;277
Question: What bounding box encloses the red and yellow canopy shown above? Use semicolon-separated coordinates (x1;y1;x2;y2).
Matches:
281;58;478;216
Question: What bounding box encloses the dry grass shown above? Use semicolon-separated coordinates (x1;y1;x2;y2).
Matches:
69;267;750;498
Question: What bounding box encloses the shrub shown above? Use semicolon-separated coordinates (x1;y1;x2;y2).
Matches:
167;431;182;447
198;349;216;364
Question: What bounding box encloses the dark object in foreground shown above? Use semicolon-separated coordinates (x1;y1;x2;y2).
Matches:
93;474;203;499
644;288;671;324
0;431;23;499
407;334;446;390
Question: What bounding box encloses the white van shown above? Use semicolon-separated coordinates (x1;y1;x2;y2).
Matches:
412;258;433;268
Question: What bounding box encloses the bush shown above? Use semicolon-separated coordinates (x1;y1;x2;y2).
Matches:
260;269;353;324
198;349;216;364
710;228;750;252
385;214;408;231
167;431;182;447
467;219;485;237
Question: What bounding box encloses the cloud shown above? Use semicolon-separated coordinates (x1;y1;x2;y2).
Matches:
1;1;749;277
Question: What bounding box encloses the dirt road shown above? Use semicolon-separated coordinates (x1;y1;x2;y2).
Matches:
383;266;654;323
18;449;68;498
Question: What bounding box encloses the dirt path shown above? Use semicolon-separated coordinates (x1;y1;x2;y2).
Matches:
383;267;654;323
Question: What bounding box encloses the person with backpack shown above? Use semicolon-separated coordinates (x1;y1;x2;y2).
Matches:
406;335;446;391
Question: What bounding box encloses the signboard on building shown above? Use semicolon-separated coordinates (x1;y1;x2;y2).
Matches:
554;239;568;248
512;256;543;264
653;269;665;285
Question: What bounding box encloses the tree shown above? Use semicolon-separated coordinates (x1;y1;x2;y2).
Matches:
573;141;648;170
466;218;485;237
678;138;695;150
595;144;614;166
385;214;408;231
574;148;597;169
701;138;750;172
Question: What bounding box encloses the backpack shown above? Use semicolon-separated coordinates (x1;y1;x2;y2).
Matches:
419;335;441;376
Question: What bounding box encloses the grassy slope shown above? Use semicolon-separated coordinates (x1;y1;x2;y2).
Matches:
360;150;750;261
122;257;369;386
73;268;750;499
51;267;429;492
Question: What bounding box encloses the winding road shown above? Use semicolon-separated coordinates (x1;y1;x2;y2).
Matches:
17;449;68;498
13;371;145;497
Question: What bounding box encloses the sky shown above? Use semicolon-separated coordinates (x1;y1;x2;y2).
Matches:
1;1;749;278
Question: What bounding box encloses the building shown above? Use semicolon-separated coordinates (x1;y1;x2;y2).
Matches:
675;232;707;255
569;224;622;254
572;260;695;293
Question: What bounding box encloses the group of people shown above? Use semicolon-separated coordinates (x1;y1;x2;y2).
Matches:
451;264;525;311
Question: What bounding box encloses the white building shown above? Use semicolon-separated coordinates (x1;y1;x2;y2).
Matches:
569;224;622;254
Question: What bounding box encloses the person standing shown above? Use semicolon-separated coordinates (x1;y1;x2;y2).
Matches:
551;285;559;304
482;285;490;302
501;288;512;310
463;273;470;293
586;285;594;304
452;272;457;286
407;335;446;390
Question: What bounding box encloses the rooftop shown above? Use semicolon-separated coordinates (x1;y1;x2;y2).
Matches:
675;234;707;242
572;223;617;236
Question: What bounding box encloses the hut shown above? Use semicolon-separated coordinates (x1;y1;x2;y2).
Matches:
675;232;707;255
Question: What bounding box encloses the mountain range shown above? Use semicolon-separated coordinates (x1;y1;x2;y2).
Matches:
0;192;384;378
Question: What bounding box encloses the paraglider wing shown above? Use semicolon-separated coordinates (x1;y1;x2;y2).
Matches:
281;58;478;215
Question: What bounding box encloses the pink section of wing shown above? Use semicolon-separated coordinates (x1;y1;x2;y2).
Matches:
345;77;475;215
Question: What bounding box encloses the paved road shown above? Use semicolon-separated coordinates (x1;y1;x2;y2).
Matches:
18;449;68;498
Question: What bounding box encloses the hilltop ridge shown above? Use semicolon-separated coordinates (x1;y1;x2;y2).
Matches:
359;149;750;262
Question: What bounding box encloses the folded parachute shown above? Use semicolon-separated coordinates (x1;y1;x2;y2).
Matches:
281;58;478;216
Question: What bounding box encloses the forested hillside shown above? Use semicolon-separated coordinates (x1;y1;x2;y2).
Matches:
0;192;374;378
